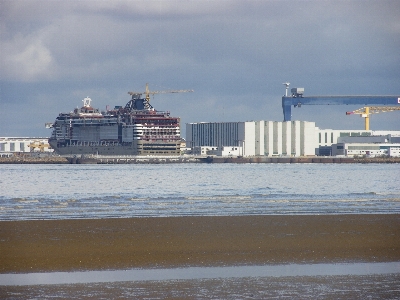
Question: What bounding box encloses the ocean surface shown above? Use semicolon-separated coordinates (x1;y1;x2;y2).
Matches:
2;163;400;298
1;163;399;220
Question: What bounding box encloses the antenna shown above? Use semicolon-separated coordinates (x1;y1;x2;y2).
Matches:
283;82;290;96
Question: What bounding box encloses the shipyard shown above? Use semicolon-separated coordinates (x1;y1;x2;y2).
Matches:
2;1;400;299
2;84;400;163
44;84;400;161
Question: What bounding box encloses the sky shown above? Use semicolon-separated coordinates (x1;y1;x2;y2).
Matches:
1;0;399;138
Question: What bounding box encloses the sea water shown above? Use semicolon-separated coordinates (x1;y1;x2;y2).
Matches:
2;262;399;285
0;163;399;220
1;163;399;297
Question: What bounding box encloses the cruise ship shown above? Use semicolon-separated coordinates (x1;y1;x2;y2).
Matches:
47;85;191;156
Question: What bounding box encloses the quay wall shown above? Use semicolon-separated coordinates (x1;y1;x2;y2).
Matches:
1;155;399;164
0;156;68;164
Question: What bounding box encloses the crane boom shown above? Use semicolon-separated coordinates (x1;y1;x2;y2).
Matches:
346;106;400;130
128;83;193;102
281;87;400;121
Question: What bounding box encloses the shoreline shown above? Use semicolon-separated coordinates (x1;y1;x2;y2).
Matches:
1;155;399;164
1;214;399;273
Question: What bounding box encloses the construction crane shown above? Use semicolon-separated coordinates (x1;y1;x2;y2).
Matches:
281;84;400;121
29;141;49;152
128;83;193;103
346;106;400;130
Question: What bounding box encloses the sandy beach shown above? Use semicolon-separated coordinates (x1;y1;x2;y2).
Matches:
1;214;399;273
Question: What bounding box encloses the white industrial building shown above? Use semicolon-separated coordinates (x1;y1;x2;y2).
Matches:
332;143;400;157
0;137;53;157
315;129;399;147
187;121;316;157
315;129;400;157
191;146;242;156
186;121;400;157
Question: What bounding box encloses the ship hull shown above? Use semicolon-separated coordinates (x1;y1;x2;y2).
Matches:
49;140;135;156
49;139;180;156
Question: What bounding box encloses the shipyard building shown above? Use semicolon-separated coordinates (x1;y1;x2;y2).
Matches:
186;121;316;157
186;121;400;157
0;137;53;157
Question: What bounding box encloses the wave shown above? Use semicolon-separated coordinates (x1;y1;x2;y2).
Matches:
1;193;399;221
2;190;399;204
349;192;400;196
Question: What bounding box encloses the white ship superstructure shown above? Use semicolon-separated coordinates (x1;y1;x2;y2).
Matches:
47;85;191;156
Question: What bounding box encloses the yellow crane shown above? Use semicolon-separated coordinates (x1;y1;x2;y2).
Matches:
128;83;193;103
29;141;49;152
346;106;400;130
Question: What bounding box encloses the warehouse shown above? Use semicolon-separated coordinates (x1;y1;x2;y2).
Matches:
186;121;316;157
0;137;53;157
332;143;400;157
187;122;400;157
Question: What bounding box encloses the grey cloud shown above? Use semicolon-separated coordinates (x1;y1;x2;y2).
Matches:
0;0;399;137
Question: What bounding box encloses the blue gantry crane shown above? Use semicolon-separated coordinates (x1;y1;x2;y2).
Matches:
281;83;400;122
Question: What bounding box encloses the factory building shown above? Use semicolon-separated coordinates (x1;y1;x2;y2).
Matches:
186;122;400;157
186;121;316;157
330;134;400;157
186;122;240;149
241;121;316;156
315;129;399;148
191;146;242;156
315;129;400;156
332;143;400;157
0;137;53;157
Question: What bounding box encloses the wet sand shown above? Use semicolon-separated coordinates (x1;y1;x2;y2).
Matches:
1;214;399;273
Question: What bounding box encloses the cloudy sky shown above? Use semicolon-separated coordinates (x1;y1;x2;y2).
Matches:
1;0;399;138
